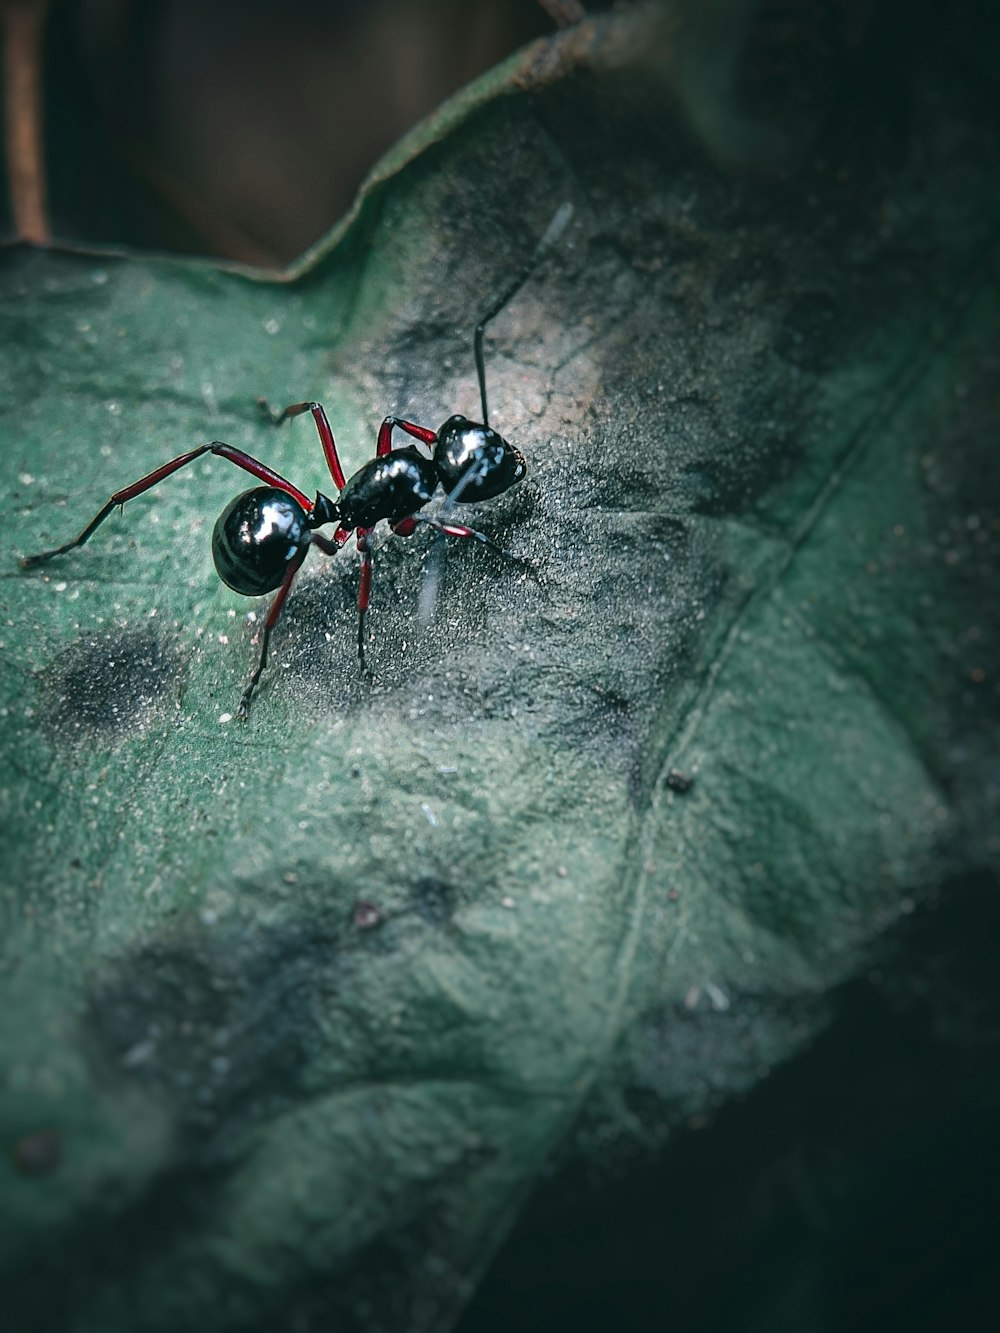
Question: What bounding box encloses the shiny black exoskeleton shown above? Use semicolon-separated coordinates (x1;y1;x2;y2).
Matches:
336;446;438;530
213;487;311;596
434;416;527;499
331;417;527;529
211;487;340;596
20;203;573;718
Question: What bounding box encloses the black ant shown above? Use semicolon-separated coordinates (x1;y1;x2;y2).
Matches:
21;204;573;720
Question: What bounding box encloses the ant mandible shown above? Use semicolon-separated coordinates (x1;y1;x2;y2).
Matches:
21;204;573;720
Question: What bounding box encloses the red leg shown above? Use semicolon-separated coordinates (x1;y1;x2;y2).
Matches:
376;416;437;458
413;514;537;623
262;400;347;492
409;513;508;556
311;528;352;556
21;442;311;568
356;528;374;674
238;545;308;720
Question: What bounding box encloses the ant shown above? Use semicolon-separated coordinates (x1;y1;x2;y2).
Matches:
21;204;573;720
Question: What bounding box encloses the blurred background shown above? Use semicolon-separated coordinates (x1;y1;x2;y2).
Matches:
1;0;596;266
8;0;990;271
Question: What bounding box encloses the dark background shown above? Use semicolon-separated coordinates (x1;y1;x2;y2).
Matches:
5;0;560;264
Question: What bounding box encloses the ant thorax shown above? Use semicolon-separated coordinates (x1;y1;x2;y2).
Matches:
337;448;437;530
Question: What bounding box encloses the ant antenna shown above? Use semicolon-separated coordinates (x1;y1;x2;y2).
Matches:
473;201;573;425
417;204;572;624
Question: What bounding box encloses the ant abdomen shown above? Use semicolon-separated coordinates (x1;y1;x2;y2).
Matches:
212;487;310;596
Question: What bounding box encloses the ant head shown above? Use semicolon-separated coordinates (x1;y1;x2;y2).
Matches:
434;415;527;503
212;487;311;596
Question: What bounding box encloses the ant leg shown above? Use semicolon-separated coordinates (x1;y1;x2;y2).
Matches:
414;514;537;623
238;546;308;720
376;416;437;458
21;443;311;568
356;529;375;675
312;527;376;678
415;513;538;573
260;399;347;492
311;529;351;556
410;514;509;556
209;444;311;509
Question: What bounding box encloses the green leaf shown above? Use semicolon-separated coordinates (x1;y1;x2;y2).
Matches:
2;10;998;1331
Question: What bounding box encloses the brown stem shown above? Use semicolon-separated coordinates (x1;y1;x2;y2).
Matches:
3;0;51;244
